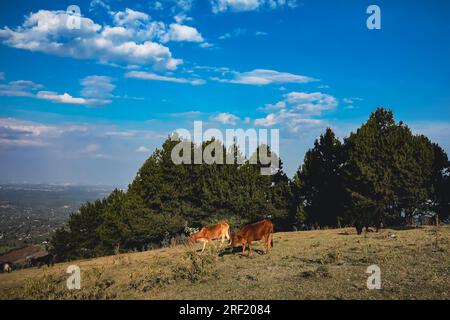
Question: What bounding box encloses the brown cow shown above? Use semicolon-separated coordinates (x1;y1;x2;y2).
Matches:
230;219;273;256
188;222;230;252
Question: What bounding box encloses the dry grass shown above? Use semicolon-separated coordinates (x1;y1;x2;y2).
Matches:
1;226;450;300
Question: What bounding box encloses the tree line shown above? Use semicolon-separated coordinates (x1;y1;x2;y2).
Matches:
51;108;450;260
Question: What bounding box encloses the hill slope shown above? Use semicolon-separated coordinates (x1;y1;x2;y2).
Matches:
1;226;450;300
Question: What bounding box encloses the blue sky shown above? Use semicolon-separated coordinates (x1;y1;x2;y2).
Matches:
0;0;449;185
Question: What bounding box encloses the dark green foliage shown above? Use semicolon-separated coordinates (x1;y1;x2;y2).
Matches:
343;108;449;232
292;128;346;228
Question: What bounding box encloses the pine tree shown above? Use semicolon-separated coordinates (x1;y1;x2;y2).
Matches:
292;128;346;227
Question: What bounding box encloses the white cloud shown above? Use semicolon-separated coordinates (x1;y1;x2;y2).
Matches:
0;117;86;147
90;0;112;13
0;76;113;106
0;117;166;151
161;23;204;42
255;91;337;133
174;14;193;24
0;10;182;70
81;75;115;101
211;0;262;12
101;26;134;39
36;91;89;105
125;70;205;85
199;42;214;48
135;146;150;153
281;91;338;115
343;97;363;104
254;113;277;127
212;69;317;85
0;80;43;97
210;112;240;125
175;0;195;12
210;0;297;13
113;8;150;26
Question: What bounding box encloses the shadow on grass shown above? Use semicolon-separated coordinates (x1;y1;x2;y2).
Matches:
387;226;422;231
219;246;266;257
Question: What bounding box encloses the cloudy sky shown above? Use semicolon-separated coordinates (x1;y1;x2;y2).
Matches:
0;0;449;185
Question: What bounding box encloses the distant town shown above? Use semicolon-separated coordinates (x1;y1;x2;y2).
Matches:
0;184;117;254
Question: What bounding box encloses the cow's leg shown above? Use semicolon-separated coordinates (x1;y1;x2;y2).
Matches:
265;235;270;254
241;243;246;256
201;240;207;253
248;241;252;256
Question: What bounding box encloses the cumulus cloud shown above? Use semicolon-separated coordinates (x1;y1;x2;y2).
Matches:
113;8;150;26
255;91;338;133
210;112;240;125
210;0;297;13
254;113;277;127
125;70;205;85
162;23;204;42
212;69;316;85
0;9;182;70
278;91;338;115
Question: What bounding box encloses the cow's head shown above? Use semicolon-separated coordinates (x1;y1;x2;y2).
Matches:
229;232;244;247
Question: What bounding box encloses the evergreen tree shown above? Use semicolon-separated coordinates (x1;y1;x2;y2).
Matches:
343;107;440;232
292;128;346;227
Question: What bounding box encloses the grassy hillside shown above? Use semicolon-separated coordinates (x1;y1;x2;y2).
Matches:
1;225;450;300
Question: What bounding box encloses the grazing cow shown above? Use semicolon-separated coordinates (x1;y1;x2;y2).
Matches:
230;219;274;256
29;254;55;268
188;222;230;252
1;262;13;273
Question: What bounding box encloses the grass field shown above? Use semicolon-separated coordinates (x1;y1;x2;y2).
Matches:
1;225;449;300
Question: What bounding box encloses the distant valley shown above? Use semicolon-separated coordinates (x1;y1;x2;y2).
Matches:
0;184;118;254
